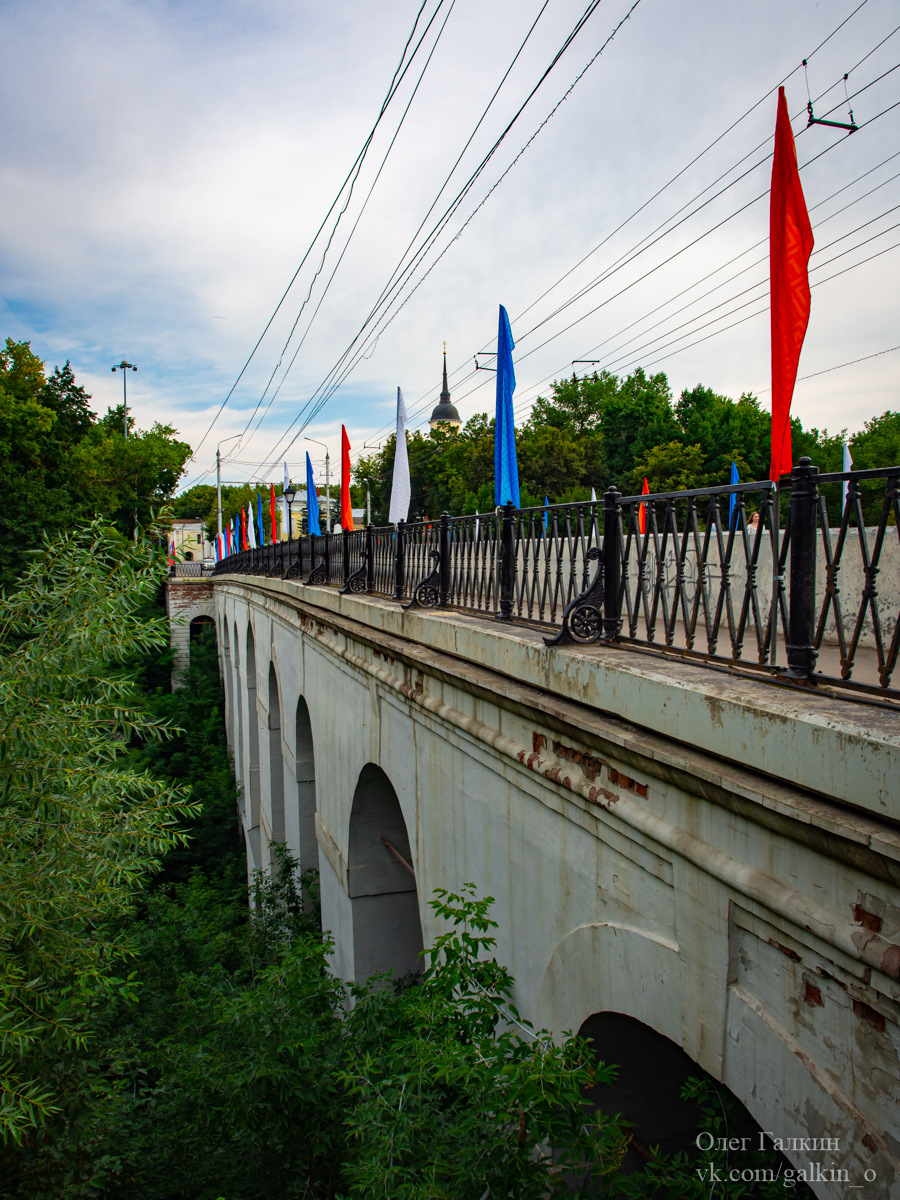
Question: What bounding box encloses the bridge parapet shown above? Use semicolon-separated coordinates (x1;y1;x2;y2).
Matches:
214;460;900;699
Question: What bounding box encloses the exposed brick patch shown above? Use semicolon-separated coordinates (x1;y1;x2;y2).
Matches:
587;785;619;809
768;937;801;962
551;739;606;781
803;980;823;1007
854;904;882;933
853;1000;886;1032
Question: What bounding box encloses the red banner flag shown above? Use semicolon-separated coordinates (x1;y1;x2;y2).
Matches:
340;425;354;531
270;484;277;543
240;506;248;551
769;87;813;481
639;476;649;536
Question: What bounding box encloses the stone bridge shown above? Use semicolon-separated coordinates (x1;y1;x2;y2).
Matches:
198;571;899;1197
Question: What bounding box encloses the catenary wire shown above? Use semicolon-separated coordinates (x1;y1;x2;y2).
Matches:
181;0;440;475
249;0;639;474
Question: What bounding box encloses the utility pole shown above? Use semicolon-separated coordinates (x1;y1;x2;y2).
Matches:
216;435;242;537
305;437;331;531
111;361;137;437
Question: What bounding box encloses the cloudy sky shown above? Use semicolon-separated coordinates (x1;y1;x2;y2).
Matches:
2;0;898;491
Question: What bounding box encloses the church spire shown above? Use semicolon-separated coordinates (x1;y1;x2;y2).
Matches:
429;343;461;431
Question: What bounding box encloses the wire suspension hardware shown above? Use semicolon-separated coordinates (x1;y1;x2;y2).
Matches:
803;60;858;132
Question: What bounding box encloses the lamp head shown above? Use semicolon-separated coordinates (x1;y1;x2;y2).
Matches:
283;482;297;505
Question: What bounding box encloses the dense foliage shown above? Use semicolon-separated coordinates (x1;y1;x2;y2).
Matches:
0;523;195;1145
0;339;190;586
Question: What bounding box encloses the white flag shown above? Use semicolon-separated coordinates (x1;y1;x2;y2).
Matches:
247;502;257;549
590;487;597;502
842;441;853;514
388;387;411;524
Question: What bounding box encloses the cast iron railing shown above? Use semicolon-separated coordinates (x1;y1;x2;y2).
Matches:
211;459;900;698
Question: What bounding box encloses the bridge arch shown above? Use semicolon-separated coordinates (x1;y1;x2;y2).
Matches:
580;1011;707;1169
294;696;319;877
348;763;423;984
266;661;285;852
231;619;243;791
244;621;261;871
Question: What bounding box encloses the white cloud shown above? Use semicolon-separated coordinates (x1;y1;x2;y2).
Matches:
1;0;897;489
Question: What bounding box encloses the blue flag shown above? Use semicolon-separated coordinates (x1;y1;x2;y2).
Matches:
544;495;550;532
256;492;265;546
306;452;321;536
729;461;739;525
494;304;520;508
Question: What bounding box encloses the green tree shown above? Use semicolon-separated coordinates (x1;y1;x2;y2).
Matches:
0;339;192;584
629;441;709;495
0;521;195;1144
341;884;626;1198
675;385;771;483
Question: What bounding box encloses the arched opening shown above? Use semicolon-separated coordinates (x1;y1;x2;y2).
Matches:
189;614;215;645
580;1012;773;1175
267;663;285;847
244;624;261;872
221;621;234;749
295;697;319;876
184;550;194;561
348;764;423;983
232;620;243;790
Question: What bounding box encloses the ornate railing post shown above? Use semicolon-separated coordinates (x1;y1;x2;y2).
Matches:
602;486;622;640
439;512;451;607
394;521;406;600
498;501;515;621
365;524;375;593
786;456;819;679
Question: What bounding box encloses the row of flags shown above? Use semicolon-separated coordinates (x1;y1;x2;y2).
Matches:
216;87;828;558
213;434;356;560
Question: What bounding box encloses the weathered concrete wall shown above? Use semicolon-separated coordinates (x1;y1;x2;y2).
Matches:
215;574;900;1199
164;577;216;687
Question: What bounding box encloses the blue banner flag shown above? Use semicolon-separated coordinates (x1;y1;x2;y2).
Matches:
256;492;265;546
729;461;739;525
306;452;321;536
544;495;550;532
494;304;520;508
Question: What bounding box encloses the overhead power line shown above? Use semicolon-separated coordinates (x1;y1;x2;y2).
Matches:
355;22;894;447
182;0;444;473
250;0;645;475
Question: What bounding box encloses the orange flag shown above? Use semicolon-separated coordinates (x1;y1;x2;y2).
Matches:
269;484;277;543
639;476;649;535
769;87;813;481
340;425;354;531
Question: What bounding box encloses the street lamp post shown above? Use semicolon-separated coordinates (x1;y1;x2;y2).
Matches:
305;437;331;531
282;482;297;579
111;361;137;438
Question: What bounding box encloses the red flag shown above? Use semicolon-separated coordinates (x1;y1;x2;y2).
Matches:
769;87;813;481
240;506;248;551
639;477;649;535
340;425;354;531
270;484;277;543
